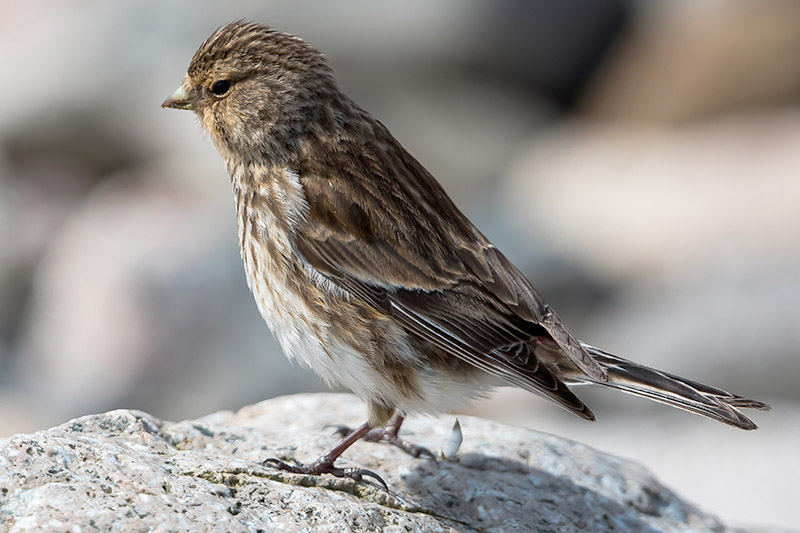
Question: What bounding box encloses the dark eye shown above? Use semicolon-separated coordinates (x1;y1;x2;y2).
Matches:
210;80;231;96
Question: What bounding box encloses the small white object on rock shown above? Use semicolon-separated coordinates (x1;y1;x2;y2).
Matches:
0;393;737;532
440;417;462;461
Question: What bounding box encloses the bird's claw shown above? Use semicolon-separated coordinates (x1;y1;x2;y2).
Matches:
338;466;388;491
262;456;388;491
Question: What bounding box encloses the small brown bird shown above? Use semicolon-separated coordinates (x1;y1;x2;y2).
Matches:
163;20;769;487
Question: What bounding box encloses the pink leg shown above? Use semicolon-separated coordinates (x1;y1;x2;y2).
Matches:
330;414;435;459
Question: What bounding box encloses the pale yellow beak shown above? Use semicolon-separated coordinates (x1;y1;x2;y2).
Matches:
161;78;196;110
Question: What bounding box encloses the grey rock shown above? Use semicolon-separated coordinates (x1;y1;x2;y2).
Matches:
0;393;732;532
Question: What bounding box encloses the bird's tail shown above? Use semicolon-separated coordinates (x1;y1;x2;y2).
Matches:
573;344;770;430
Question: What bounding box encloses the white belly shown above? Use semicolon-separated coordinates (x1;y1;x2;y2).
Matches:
241;236;379;399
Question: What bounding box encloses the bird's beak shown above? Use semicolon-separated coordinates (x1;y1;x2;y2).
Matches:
161;78;196;110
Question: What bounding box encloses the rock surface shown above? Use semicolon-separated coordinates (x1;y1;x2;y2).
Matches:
0;393;733;532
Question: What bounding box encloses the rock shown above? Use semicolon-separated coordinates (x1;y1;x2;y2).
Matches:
582;2;800;123
0;393;733;532
504;114;800;282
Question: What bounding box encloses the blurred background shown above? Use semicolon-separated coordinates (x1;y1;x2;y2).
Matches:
1;0;798;530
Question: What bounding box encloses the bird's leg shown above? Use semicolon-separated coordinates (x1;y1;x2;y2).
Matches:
329;414;435;459
263;421;388;490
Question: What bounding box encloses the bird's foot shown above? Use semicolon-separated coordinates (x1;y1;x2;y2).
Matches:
328;423;435;460
262;456;388;491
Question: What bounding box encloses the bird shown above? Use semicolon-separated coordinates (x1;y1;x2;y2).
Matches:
162;20;769;488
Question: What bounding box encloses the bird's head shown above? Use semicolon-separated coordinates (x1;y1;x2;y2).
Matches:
162;20;339;163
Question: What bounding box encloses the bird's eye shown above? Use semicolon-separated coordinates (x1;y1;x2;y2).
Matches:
210;80;232;97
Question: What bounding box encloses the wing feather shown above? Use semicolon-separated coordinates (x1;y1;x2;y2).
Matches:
292;131;605;417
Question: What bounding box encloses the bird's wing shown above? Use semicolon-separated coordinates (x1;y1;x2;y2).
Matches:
293;137;605;417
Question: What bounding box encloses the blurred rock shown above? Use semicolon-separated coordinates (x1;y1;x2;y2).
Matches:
0;108;148;367
466;0;630;107
504;112;800;280
584;1;800;123
11;172;206;418
3;107;145;187
8;168;325;427
0;393;736;532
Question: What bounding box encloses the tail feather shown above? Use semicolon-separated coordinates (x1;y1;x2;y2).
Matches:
575;344;770;430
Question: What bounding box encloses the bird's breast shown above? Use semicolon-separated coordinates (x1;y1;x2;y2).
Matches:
230;165;388;397
231;165;316;344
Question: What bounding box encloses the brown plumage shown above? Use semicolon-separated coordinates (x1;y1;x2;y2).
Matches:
162;20;769;486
